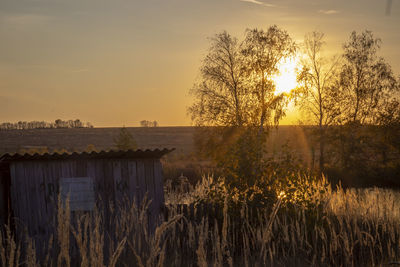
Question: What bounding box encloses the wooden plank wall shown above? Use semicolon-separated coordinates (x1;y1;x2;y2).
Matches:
9;157;165;254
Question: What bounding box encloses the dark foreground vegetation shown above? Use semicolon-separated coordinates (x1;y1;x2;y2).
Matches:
1;175;400;266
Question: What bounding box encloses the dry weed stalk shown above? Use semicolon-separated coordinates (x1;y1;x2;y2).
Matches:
57;194;70;267
0;224;21;267
1;175;400;266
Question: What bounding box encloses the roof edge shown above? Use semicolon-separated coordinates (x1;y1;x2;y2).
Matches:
0;148;175;162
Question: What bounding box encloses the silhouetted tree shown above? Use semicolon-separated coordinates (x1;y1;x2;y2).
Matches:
296;31;341;171
190;27;296;130
113;127;137;150
189;26;296;186
188;31;255;170
241;26;296;133
333;30;399;170
189;31;249;128
338;30;397;125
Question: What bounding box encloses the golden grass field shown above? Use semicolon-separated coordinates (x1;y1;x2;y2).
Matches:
1;175;400;266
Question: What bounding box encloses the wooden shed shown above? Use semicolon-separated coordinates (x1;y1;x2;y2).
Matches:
0;148;173;247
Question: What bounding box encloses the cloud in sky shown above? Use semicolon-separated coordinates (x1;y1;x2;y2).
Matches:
240;0;276;7
318;9;339;15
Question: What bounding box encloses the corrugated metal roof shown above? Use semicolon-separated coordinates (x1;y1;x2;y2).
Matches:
0;148;174;162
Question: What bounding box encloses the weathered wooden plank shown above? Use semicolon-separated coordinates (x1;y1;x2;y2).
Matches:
144;159;156;230
113;160;124;204
99;159;112;253
127;160;137;205
11;162;26;241
40;161;55;246
96;159;106;200
94;159;107;214
46;161;60;215
86;160;98;205
144;160;155;201
9;163;19;224
25;162;38;237
31;162;44;236
20;161;37;238
86;160;96;182
37;163;46;223
41;162;50;215
154;160;165;208
27;161;48;257
120;160;128;202
13;162;23;222
104;160;115;203
16;162;29;229
136;160;145;206
76;160;87;177
60;160;77;178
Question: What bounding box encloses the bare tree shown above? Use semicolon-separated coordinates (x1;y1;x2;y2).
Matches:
189;31;248;127
188;31;252;166
338;30;397;125
333;30;399;170
189;27;296;131
296;31;341;171
241;26;296;133
189;27;296;185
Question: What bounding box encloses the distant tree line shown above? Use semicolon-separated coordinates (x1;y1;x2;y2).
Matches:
0;119;93;130
140;120;158;127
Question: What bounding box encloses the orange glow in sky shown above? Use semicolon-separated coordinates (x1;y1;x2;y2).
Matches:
0;0;399;126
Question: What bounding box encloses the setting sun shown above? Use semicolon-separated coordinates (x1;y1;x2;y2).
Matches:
273;58;299;95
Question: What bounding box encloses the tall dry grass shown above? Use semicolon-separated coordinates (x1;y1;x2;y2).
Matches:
1;175;400;266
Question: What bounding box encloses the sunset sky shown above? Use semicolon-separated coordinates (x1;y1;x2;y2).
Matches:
1;0;399;127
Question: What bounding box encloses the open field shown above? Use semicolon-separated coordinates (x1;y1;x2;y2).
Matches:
0;127;195;155
0;126;313;158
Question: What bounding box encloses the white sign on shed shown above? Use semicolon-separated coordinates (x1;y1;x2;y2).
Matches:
60;177;95;211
